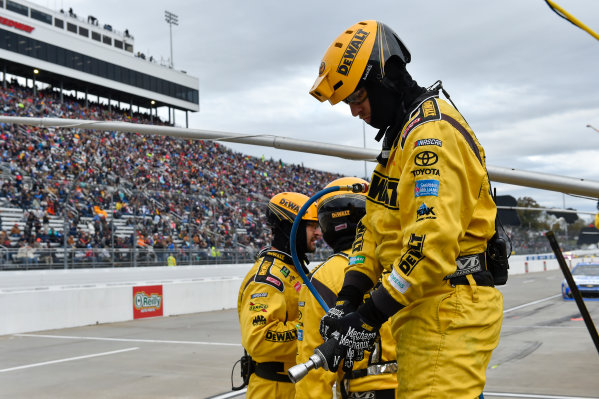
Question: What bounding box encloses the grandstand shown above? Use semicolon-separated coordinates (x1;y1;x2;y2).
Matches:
1;1;588;271
0;1;342;269
0;81;342;269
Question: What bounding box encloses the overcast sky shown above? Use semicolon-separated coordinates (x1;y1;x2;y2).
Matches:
31;0;599;218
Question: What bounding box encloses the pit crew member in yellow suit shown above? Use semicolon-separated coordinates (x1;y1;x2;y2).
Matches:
311;21;503;398
296;177;397;399
238;191;322;399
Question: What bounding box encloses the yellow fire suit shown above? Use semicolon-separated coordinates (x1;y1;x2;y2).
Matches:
347;94;503;398
237;248;303;398
296;251;397;399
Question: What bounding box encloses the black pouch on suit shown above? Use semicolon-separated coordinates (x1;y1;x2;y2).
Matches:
486;218;511;285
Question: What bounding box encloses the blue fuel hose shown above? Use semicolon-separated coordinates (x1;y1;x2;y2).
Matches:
290;183;368;313
289;186;338;313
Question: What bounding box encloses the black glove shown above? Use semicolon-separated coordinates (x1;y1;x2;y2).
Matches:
328;289;399;373
319;298;356;342
335;308;381;372
319;282;366;341
320;272;379;358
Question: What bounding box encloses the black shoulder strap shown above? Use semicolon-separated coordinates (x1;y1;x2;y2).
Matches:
440;113;482;166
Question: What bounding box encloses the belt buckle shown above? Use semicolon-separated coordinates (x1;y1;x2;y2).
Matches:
446;253;484;280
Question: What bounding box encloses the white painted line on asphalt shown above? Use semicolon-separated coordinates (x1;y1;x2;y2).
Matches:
484;392;599;399
15;333;242;347
206;388;247;399
0;347;139;373
503;294;562;314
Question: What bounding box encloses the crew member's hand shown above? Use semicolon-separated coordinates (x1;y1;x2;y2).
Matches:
319;299;356;342
335;310;380;372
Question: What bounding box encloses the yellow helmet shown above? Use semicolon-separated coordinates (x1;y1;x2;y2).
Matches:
266;192;318;258
267;192;318;227
318;177;368;252
310;20;411;105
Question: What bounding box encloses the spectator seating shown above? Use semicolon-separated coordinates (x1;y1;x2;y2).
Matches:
0;81;341;266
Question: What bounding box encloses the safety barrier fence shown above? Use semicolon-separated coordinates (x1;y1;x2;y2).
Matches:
0;247;333;270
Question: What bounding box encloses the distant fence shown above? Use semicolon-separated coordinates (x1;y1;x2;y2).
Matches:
0;246;332;270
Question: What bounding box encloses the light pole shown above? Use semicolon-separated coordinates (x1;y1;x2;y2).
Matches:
586;124;599;133
164;10;178;68
150;100;155;123
33;68;39;96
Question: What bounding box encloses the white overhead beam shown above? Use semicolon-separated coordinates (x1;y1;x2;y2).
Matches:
1;116;598;199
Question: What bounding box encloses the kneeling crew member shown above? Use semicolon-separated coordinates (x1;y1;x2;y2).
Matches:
238;191;322;399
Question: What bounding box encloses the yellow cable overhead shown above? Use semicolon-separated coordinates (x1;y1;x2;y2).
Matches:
545;0;599;41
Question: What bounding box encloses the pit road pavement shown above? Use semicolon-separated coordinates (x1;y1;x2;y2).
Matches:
1;269;598;399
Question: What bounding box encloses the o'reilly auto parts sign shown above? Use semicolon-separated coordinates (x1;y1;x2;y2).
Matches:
133;285;163;319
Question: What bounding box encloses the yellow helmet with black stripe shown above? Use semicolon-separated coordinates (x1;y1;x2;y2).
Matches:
267;192;318;227
266;192;318;258
310;20;411;105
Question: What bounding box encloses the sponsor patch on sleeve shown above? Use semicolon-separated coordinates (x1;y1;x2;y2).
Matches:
251;292;268;299
400;98;441;149
266;276;282;287
414;179;439;197
414;138;442;148
254;259;284;292
388;269;411;294
416;202;437;222
349;255;365;265
249;302;268;312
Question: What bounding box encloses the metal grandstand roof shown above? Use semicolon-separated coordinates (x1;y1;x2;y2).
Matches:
0;0;199;112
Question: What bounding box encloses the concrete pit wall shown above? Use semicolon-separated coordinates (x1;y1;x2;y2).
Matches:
1;250;598;336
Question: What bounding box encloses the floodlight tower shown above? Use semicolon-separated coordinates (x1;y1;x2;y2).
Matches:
164;10;179;68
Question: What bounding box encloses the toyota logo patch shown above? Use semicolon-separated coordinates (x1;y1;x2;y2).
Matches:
414;151;438;166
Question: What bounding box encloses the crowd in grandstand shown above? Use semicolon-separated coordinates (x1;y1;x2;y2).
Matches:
0;81;341;265
0;79;582;267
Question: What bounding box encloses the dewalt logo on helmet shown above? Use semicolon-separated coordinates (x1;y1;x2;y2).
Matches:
332;210;350;218
337;29;370;76
279;198;300;214
268;192;314;224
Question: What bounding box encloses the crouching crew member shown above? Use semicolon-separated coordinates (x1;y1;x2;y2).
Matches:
238;191;322;398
